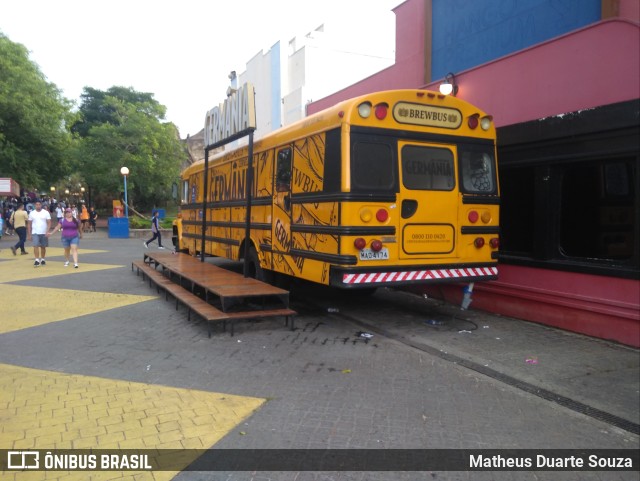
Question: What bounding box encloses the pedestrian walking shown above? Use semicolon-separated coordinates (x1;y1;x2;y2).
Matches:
9;203;29;256
80;204;89;232
48;208;83;268
55;204;64;225
27;200;51;267
143;210;164;249
88;206;98;232
4;206;14;236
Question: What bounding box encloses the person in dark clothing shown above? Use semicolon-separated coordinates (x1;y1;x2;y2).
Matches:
10;203;29;255
88;206;98;232
143;210;164;249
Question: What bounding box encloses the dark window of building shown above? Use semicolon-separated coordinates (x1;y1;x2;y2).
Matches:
500;167;535;255
497;99;639;278
560;159;636;260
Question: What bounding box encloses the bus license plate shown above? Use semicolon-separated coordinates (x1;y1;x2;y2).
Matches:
359;248;389;261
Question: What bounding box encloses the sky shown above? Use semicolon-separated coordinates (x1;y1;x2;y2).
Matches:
0;0;400;138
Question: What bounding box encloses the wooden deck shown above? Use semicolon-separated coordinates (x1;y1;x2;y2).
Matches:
133;252;296;336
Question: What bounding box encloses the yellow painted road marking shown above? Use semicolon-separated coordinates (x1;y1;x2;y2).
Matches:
0;363;265;480
0;247;107;260
0;249;116;284
0;285;157;334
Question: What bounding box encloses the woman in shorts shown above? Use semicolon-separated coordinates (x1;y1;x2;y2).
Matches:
50;208;83;268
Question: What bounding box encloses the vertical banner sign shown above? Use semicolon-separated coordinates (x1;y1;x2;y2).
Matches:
204;83;257;148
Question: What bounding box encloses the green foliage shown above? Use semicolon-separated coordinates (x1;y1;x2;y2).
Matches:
127;216;149;229
0;32;186;208
71;86;166;137
0;33;75;189
71;87;187;210
127;216;174;229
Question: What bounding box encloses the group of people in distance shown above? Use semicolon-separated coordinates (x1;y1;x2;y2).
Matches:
53;203;98;234
10;200;83;268
7;200;165;268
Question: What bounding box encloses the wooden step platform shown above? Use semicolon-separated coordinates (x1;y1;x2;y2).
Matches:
133;253;296;336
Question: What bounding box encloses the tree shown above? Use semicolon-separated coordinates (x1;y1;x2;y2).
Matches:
71;86;163;137
72;87;186;210
0;33;75;189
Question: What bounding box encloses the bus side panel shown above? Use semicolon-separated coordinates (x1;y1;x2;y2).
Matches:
211;163;233;258
182;171;204;255
207;150;275;262
290;133;339;284
291;201;339;285
253;150;275;267
292;134;325;194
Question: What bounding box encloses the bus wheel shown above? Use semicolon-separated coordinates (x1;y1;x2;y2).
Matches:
247;247;273;284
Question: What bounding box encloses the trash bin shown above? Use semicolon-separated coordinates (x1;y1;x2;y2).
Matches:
156;208;166;219
108;217;129;239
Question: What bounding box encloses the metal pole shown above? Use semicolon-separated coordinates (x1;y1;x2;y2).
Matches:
201;149;209;262
123;175;129;218
243;130;255;277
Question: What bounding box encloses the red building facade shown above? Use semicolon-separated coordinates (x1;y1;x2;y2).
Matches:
308;0;640;346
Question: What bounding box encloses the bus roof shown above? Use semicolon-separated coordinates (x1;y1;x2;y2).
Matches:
184;89;493;177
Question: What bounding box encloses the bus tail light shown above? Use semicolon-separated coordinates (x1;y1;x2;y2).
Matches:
371;239;383;252
358;102;372;119
490;237;500;249
468;114;479;129
474;237;485;248
360;209;373;222
481;211;491;223
468;210;479;223
374;103;388;120
480;116;493;131
354;238;366;250
376;208;389;222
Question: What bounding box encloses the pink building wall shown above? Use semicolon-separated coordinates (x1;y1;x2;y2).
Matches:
311;14;639;125
307;0;640;346
422;19;640;127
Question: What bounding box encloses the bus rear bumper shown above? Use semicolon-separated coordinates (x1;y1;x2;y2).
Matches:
330;264;498;289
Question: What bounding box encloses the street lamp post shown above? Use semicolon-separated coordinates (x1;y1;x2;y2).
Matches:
120;167;129;218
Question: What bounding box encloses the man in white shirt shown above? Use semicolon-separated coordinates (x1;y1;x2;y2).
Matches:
27;200;51;267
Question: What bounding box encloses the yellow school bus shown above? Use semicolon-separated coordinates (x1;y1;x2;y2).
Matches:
174;89;499;289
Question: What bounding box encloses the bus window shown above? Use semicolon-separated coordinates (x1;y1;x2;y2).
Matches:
323;128;342;193
401;145;455;191
276;148;292;192
351;141;396;191
459;145;497;194
182;180;189;204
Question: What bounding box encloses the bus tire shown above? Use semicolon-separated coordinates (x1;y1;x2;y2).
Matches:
247;246;274;284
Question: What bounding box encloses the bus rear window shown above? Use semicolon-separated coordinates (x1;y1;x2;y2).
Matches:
351;141;396;191
459;144;497;194
401;145;455;191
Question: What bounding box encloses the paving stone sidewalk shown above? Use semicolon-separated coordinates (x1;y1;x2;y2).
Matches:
0;231;637;481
